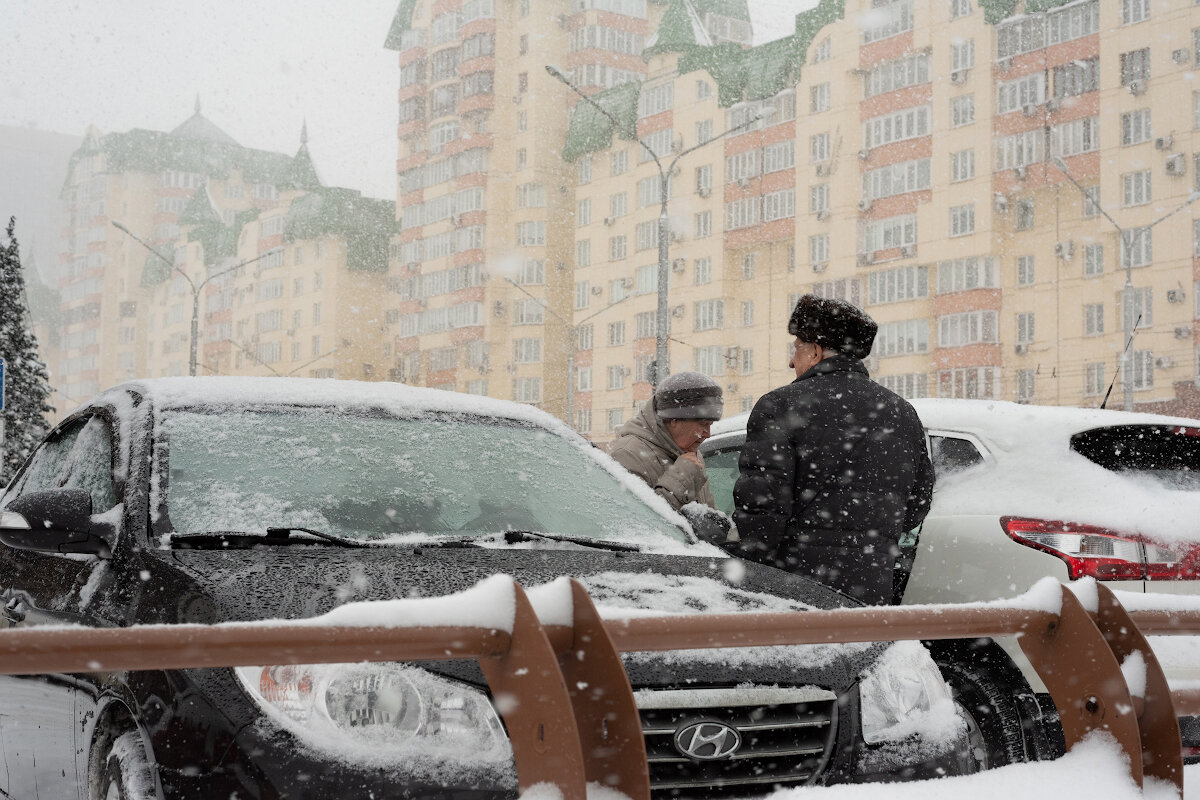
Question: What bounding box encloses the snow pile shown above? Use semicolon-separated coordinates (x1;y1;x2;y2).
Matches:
295;573;517;632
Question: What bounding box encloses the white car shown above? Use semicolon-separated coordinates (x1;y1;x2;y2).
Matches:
701;398;1200;769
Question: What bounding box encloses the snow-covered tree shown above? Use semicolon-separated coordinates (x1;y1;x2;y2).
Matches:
0;217;54;485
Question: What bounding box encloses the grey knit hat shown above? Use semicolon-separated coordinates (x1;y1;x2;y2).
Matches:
788;294;878;359
655;371;723;421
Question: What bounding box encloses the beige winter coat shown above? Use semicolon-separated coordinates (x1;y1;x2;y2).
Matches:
607;399;716;511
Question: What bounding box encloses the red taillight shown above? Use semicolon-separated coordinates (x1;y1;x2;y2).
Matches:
1001;517;1200;581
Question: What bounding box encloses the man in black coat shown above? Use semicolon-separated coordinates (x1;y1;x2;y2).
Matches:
730;294;934;605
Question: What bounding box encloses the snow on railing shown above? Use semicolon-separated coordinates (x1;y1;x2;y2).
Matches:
1;577;1199;799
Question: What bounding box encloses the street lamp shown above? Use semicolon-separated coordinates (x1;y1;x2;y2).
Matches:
503;275;628;429
113;221;272;377
1051;160;1200;410
546;65;772;385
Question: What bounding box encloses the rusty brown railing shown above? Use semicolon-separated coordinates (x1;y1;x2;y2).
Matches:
1;580;1199;799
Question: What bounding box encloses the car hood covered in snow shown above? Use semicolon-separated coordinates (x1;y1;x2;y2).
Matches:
127;545;880;691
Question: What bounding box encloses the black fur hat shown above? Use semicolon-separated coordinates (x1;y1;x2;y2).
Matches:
787;294;878;359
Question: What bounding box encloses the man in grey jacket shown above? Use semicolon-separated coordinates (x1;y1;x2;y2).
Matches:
608;372;723;511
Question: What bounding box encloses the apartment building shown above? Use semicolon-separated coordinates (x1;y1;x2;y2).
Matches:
53;109;394;416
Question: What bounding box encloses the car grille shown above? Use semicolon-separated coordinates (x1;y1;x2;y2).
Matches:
634;686;839;796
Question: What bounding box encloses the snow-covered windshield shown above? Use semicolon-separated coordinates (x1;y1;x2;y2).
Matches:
157;407;686;544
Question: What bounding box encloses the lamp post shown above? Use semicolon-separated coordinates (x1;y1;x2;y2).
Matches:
503;276;628;429
546;65;771;385
1050;160;1200;410
113;221;272;377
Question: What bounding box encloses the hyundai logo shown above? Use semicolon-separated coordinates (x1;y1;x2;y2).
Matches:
673;721;742;761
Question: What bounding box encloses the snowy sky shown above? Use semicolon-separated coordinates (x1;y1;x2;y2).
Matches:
0;0;815;202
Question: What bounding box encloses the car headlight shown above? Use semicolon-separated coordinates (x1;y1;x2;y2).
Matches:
234;662;511;762
858;641;959;745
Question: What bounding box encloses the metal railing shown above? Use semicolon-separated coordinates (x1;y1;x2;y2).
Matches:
2;579;1198;799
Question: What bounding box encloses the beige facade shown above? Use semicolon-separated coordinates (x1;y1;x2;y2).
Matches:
51;114;395;420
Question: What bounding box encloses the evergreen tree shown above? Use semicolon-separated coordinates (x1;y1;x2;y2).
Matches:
0;217;54;485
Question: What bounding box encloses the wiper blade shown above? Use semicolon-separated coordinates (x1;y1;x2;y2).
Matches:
501;530;642;552
168;528;368;549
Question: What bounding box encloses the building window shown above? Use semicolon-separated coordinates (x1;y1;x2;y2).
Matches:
1016;312;1035;344
1120;48;1151;86
514;377;541;404
742;253;756;279
577;324;593;351
1122;0;1149;26
949;204;975;237
1084;362;1105;396
578;157;591;184
938;311;998;346
697;79;712;99
875;319;930;356
951;0;971;18
607;321;626;347
864;106;931;149
810;233;829;268
696;164;713;193
867;265;928;304
606;408;624;433
1016;369;1036;402
577;198;591;226
937;367;997;399
1054;57;1099;98
576;367;592;393
951;95;974;127
635;311;657;340
695;299;724;331
695;257;712;284
1082;186;1101;218
1015;199;1035;230
742;301;755;327
951;150;974;183
695;211;712;238
607;365;626;390
1121;109;1152;146
576;239;591;268
611;150;627;176
1084;243;1104;276
952;39;974;71
811;132;831;163
1122;170;1152;207
1085;303;1104;335
1120;228;1152;269
1122;287;1153;330
696;119;713;145
810;184;830;214
609;236;627;260
937;256;995;292
1132;350;1154;390
810;83;831;113
1017;255;1035;286
695;346;725;377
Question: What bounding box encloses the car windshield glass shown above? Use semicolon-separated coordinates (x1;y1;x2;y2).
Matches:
157;407;686;545
1070;425;1200;491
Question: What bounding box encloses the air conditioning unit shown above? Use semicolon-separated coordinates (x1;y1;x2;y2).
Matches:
1168;289;1186;304
815;162;831;177
493;301;505;317
669;230;683;243
996;57;1012;72
698;186;711;198
726;383;738;392
1054;240;1075;260
950;69;968;85
671;304;685;318
622;366;632;377
993;193;1009;213
725;346;741;360
603;216;615;226
1175;326;1193;339
671;258;686;273
1155;356;1174;369
816;209;830;221
619;277;633;290
858;148;871;161
1173;48;1190;65
1022;104;1038;117
900;244;917;258
737;177;751;188
590;285;603;295
1045;97;1061;112
1166;154;1187;177
1013;165;1028;180
1155;135;1174;151
506;362;518;374
452;213;464;226
857;251;875;266
1014;343;1029;355
1128;79;1147;96
671;135;683;154
813;261;828;273
857;198;873;213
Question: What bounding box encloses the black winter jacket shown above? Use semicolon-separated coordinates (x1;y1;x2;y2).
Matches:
731;355;934;564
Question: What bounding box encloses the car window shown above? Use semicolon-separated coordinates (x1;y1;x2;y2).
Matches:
702;446;741;517
3;415;118;513
927;435;985;479
157;408;686;545
1070;425;1200;491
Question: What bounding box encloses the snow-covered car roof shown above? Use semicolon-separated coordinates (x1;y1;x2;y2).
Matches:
910;398;1200;443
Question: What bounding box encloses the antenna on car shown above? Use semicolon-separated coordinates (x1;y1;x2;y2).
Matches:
1100;313;1142;409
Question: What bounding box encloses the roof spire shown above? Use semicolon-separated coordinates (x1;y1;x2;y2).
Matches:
300;119;309;146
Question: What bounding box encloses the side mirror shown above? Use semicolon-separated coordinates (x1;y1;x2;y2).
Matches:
680;502;733;546
0;489;112;557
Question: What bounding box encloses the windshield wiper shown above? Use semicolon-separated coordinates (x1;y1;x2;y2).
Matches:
168;527;368;549
500;530;642;552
